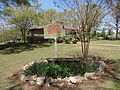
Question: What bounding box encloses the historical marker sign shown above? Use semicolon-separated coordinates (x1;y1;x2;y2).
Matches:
44;24;66;58
44;24;65;39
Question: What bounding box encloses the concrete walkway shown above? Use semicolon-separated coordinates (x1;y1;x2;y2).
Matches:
91;44;120;47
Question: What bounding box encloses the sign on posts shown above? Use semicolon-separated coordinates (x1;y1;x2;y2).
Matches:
44;24;65;38
44;24;66;58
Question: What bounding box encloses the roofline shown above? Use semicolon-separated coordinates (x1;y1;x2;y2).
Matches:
29;25;79;31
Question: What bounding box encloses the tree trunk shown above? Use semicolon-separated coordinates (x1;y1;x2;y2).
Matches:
21;29;26;43
23;30;26;43
115;19;119;40
79;31;91;60
116;29;119;40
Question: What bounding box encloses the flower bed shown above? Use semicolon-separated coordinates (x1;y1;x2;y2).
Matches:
18;57;106;87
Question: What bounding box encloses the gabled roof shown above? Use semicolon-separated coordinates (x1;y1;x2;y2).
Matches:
30;26;44;30
64;25;79;31
29;25;78;31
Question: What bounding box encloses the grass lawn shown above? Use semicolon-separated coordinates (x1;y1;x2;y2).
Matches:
0;40;120;90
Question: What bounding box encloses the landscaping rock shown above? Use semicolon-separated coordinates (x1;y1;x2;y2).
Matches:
29;80;36;84
25;75;31;82
89;76;99;80
28;62;34;66
74;76;87;83
84;72;95;79
52;82;64;87
31;75;37;81
19;74;26;82
43;60;48;63
36;77;45;86
69;76;77;84
54;78;62;83
64;82;74;86
98;61;106;72
62;77;70;83
46;77;54;84
84;72;99;80
44;83;50;87
23;64;30;70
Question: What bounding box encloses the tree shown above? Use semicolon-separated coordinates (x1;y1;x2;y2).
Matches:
0;0;35;7
54;0;113;60
107;29;114;36
4;6;40;43
111;1;120;40
38;9;58;25
102;28;106;38
0;0;38;19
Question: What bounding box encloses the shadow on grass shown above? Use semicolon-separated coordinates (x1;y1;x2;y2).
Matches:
6;84;23;90
104;59;120;80
104;59;120;89
0;43;52;54
105;69;120;82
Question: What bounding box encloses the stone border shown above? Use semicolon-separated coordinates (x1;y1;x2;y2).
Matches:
18;60;106;87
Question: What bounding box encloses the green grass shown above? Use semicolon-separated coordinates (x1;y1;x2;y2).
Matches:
0;40;120;89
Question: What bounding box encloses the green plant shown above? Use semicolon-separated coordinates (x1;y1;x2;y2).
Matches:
23;62;48;76
54;60;100;76
27;36;44;43
85;60;100;72
72;39;78;44
64;37;71;44
45;64;70;79
57;37;64;43
54;61;86;76
48;39;54;43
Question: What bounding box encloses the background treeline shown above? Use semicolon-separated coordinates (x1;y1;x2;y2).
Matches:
0;0;119;43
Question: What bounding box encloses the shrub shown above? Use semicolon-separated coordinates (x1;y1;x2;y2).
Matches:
27;36;44;43
64;37;72;44
48;39;54;43
96;37;104;40
85;60;100;72
45;64;70;79
107;37;116;40
57;37;64;43
54;60;99;76
23;62;48;76
72;39;78;44
54;61;85;76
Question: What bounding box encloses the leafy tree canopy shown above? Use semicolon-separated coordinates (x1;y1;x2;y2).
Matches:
0;0;35;6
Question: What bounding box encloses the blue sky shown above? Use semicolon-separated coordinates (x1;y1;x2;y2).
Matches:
39;0;59;11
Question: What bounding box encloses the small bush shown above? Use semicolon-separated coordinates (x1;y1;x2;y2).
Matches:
54;60;99;76
23;62;48;76
57;37;64;43
54;61;85;76
48;39;54;43
85;60;100;72
64;37;72;44
96;37;104;40
27;36;44;43
72;39;78;44
45;64;70;79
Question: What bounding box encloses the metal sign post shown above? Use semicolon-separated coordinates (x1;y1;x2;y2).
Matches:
54;37;57;58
